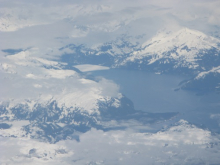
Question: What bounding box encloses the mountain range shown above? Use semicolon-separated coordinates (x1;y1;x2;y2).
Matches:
60;27;220;93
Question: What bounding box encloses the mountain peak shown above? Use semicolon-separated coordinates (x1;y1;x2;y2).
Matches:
178;27;205;36
123;27;220;70
143;27;219;49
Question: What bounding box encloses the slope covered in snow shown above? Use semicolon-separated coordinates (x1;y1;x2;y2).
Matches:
195;66;220;79
0;48;180;143
0;49;121;113
180;66;220;93
59;27;220;75
121;28;220;72
1;1;220;164
0;49;126;137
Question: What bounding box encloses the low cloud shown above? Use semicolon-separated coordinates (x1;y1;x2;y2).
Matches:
1;1;220;164
1;120;220;165
1;0;219;60
0;49;120;114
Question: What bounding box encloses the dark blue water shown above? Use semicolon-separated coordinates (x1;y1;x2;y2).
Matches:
89;69;220;132
91;69;201;112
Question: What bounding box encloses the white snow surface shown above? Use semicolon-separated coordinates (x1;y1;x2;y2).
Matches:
123;28;220;69
195;65;220;79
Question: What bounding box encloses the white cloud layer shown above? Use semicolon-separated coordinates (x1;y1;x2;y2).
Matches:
1;1;220;164
0;49;121;115
0;0;220;59
1;120;220;165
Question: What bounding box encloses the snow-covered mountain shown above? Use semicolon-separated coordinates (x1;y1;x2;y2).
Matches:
120;28;220;73
1;28;219;142
59;28;220;93
180;66;220;93
0;49;123;141
2;1;220;164
0;49;178;143
60;28;220;74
